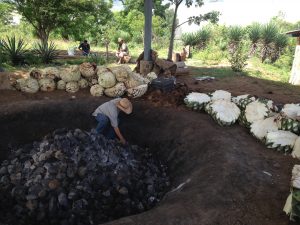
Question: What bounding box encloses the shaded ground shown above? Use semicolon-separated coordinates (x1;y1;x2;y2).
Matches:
0;74;299;225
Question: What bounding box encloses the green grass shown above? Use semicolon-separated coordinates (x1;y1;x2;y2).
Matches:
246;57;290;82
188;65;245;78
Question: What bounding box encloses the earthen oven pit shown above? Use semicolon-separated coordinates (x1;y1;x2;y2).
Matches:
0;96;298;225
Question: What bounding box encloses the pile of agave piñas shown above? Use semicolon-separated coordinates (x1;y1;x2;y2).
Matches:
12;63;158;98
184;90;300;157
185;90;300;221
284;165;300;222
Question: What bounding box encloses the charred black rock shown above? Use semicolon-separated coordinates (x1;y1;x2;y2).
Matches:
0;129;169;225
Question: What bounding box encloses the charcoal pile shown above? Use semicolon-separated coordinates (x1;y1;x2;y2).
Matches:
0;129;170;225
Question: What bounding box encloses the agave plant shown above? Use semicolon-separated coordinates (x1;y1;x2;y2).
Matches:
181;32;198;58
33;41;58;64
248;23;261;56
86;53;105;65
270;33;289;63
195;28;212;49
181;32;197;47
227;26;245;54
260;23;278;63
0;36;28;65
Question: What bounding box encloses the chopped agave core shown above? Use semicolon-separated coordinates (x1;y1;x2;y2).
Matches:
250;116;279;140
185;92;211;104
282;104;300;120
245;101;269;124
210;100;240;124
211;90;231;102
292;165;300;189
266;130;298;149
292;137;300;160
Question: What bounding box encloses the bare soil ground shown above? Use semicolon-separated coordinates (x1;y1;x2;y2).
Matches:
0;74;299;225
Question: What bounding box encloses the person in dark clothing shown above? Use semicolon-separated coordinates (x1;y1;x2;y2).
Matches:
78;40;90;56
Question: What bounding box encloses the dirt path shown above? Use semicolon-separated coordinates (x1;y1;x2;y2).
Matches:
178;74;300;104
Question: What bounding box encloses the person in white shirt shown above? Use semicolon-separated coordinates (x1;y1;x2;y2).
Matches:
92;98;132;145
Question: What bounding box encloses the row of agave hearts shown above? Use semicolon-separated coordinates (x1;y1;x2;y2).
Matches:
283;164;300;221
13;63;158;98
285;32;300;215
184;90;300;159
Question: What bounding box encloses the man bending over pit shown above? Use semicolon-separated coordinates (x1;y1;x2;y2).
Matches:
92;98;132;145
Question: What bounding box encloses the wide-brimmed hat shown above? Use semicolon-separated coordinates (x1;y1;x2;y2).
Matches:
118;37;123;42
117;98;132;114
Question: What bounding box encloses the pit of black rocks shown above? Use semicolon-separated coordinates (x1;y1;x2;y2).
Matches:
0;98;298;225
0;128;170;225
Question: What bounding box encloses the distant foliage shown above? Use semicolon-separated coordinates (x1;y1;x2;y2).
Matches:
228;43;248;72
195;28;212;49
227;26;248;72
113;31;132;44
181;32;197;47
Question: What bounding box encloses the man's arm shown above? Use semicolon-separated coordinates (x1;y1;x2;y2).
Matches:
113;127;126;145
78;43;82;50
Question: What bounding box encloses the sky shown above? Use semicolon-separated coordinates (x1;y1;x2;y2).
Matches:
113;0;300;32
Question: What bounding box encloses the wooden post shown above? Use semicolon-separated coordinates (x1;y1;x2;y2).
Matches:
289;45;300;85
297;37;300;46
141;0;153;75
144;0;152;61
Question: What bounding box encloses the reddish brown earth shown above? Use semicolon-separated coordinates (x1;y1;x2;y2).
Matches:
0;74;299;225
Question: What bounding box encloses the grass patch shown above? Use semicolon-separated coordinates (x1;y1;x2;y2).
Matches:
189;65;243;79
246;57;291;82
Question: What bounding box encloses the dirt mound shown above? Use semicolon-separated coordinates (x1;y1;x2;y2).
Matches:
142;82;189;107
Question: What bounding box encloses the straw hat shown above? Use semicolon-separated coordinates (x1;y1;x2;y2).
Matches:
117;98;132;114
118;37;123;42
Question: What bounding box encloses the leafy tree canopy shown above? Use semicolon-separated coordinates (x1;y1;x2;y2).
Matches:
119;0;170;18
6;0;113;43
167;0;220;59
0;2;13;25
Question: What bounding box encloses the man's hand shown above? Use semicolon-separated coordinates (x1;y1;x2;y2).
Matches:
114;127;127;145
120;138;127;145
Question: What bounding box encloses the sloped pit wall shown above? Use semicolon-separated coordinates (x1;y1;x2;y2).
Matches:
0;99;193;180
0;99;295;225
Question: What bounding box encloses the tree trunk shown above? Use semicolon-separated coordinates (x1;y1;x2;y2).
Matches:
167;4;179;60
37;28;49;45
105;42;109;62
